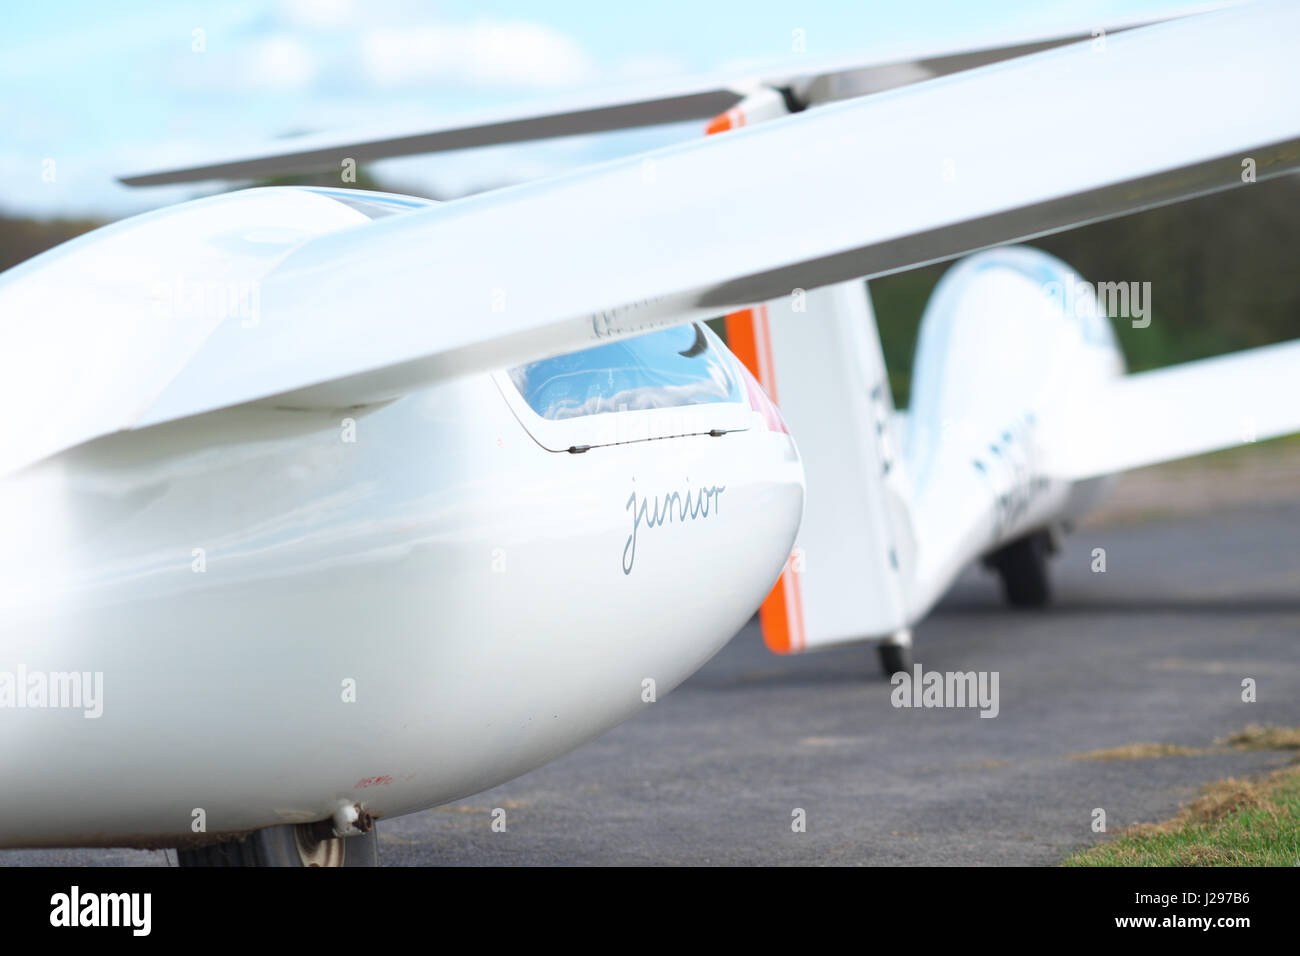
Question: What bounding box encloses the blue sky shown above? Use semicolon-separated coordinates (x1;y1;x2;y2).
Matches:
0;0;1223;218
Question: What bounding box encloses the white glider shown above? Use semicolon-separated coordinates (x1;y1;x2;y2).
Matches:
1;0;1297;864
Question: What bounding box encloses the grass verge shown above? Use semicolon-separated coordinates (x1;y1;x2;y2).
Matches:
1063;766;1300;866
1063;725;1300;866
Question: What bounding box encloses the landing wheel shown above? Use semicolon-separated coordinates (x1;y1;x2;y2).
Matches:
176;823;380;867
877;640;913;679
986;530;1053;608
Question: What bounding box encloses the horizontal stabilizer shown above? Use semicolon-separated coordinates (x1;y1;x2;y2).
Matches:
1043;339;1300;480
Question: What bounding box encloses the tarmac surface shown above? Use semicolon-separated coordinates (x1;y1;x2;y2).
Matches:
8;487;1298;866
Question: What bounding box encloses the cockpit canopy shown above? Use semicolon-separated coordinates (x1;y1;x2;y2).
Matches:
508;322;742;421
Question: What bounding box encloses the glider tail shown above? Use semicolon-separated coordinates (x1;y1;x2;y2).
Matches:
727;282;916;653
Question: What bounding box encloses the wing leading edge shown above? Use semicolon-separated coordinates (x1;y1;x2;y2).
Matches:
6;1;1300;478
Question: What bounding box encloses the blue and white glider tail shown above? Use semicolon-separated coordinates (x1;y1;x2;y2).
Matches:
746;244;1300;654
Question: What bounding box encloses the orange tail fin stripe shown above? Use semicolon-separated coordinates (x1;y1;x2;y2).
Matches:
725;306;804;654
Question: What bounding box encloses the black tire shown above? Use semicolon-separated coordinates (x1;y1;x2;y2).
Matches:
877;641;912;679
987;531;1053;608
176;823;380;867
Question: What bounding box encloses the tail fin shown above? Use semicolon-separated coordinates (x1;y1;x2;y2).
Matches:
726;281;915;653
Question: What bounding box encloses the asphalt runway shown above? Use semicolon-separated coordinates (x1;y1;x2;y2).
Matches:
7;498;1299;866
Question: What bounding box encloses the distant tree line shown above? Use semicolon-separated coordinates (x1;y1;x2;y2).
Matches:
871;173;1300;404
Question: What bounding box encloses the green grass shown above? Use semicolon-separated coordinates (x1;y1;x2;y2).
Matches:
1063;726;1300;866
1064;767;1300;866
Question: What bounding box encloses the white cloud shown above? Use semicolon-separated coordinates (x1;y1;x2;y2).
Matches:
616;54;690;82
248;35;318;90
362;20;595;90
279;0;356;30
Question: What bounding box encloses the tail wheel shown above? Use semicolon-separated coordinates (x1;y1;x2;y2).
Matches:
877;639;913;679
986;530;1053;608
176;823;380;867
